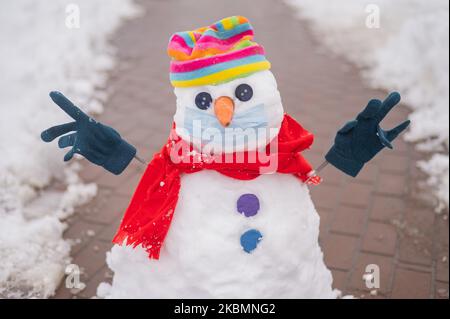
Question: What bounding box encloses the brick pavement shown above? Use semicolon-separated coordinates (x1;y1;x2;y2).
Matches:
53;0;449;299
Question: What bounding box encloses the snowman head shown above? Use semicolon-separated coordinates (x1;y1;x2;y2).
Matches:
168;16;284;153
173;70;284;153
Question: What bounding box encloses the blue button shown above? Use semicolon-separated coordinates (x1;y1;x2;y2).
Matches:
240;229;263;253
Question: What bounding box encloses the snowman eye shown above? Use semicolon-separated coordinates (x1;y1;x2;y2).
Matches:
195;92;212;110
235;84;253;102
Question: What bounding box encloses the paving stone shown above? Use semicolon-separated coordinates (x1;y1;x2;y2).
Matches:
370;195;405;222
348;252;394;294
115;172;142;196
435;213;449;248
331;269;348;292
71;240;113;279
354;163;378;184
310;135;332;154
397;208;434;266
391;268;432;299
303;150;323;166
97;218;122;242
379;153;409;174
436;250;449;283
78;266;112;299
376;173;407;197
322;233;359;270
53;240;112;299
95;165;139;189
80;191;130;225
352;289;387;299
310;184;340;211
319;165;342;186
77;161;104;183
317;208;333;243
398;235;432;267
63;220;105;256
331;205;366;236
435;281;449;299
341;182;373;208
362;222;397;256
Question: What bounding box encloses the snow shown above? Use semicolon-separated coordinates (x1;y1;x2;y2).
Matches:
0;0;140;298
98;171;338;298
418;154;449;212
285;0;449;211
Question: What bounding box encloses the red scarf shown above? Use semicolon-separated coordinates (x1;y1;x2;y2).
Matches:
113;114;314;259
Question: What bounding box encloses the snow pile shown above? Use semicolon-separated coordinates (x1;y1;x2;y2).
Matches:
285;0;449;211
98;172;338;298
418;154;449;212
0;0;140;298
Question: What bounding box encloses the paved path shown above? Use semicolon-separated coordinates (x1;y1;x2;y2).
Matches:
54;0;448;299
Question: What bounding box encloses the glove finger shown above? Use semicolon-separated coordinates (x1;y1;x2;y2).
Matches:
49;91;89;122
376;92;401;122
387;120;411;142
377;126;393;149
63;148;76;162
58;133;77;148
357;99;382;120
41;122;76;142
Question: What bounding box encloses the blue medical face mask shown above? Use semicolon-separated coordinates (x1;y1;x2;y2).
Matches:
183;103;268;149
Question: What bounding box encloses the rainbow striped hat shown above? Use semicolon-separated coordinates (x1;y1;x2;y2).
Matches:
168;16;271;88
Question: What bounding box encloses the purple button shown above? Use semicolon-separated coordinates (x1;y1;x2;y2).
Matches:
237;193;260;217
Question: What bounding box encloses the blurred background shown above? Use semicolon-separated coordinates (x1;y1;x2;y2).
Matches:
0;0;448;299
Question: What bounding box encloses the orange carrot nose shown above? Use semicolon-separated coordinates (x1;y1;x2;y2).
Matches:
214;96;235;127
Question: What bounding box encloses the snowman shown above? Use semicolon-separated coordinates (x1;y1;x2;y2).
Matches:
41;16;410;298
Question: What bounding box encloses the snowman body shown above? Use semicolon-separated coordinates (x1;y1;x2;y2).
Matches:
98;71;337;298
100;171;336;298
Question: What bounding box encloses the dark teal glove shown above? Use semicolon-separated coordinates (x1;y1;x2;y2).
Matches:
41;91;136;175
325;92;410;177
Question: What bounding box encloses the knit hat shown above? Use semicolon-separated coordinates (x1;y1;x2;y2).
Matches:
168;16;271;87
